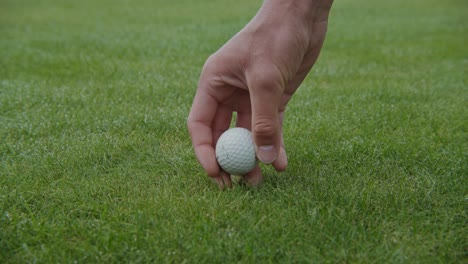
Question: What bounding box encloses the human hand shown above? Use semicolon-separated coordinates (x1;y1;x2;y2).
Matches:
188;0;333;188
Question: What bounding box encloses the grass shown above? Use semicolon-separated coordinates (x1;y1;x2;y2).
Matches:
1;0;466;262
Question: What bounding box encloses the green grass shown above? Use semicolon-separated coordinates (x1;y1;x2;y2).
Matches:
1;0;467;262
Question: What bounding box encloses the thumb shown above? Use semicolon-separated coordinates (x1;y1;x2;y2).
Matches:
249;74;284;164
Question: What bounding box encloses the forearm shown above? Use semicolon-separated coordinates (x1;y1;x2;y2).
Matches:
260;0;333;24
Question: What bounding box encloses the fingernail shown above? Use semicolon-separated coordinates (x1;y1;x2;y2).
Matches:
244;166;263;187
212;175;225;190
256;145;277;164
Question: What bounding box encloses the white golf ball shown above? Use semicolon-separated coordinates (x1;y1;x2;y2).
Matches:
215;127;256;175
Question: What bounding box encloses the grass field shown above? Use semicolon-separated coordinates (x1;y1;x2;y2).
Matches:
1;0;467;262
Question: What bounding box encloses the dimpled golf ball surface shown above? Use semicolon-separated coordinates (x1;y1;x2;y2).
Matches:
216;127;256;175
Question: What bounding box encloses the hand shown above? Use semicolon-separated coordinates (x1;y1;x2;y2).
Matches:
188;0;333;188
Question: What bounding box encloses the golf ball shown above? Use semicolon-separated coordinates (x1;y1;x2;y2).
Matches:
215;127;256;175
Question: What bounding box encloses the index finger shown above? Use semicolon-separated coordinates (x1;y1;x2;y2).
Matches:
187;89;220;177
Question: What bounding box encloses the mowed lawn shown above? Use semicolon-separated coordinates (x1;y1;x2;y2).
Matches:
1;0;466;262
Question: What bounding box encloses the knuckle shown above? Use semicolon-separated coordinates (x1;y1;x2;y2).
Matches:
186;116;199;137
200;55;220;78
186;118;193;132
202;56;216;73
249;64;286;92
253;116;277;138
186;113;195;128
253;75;282;92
